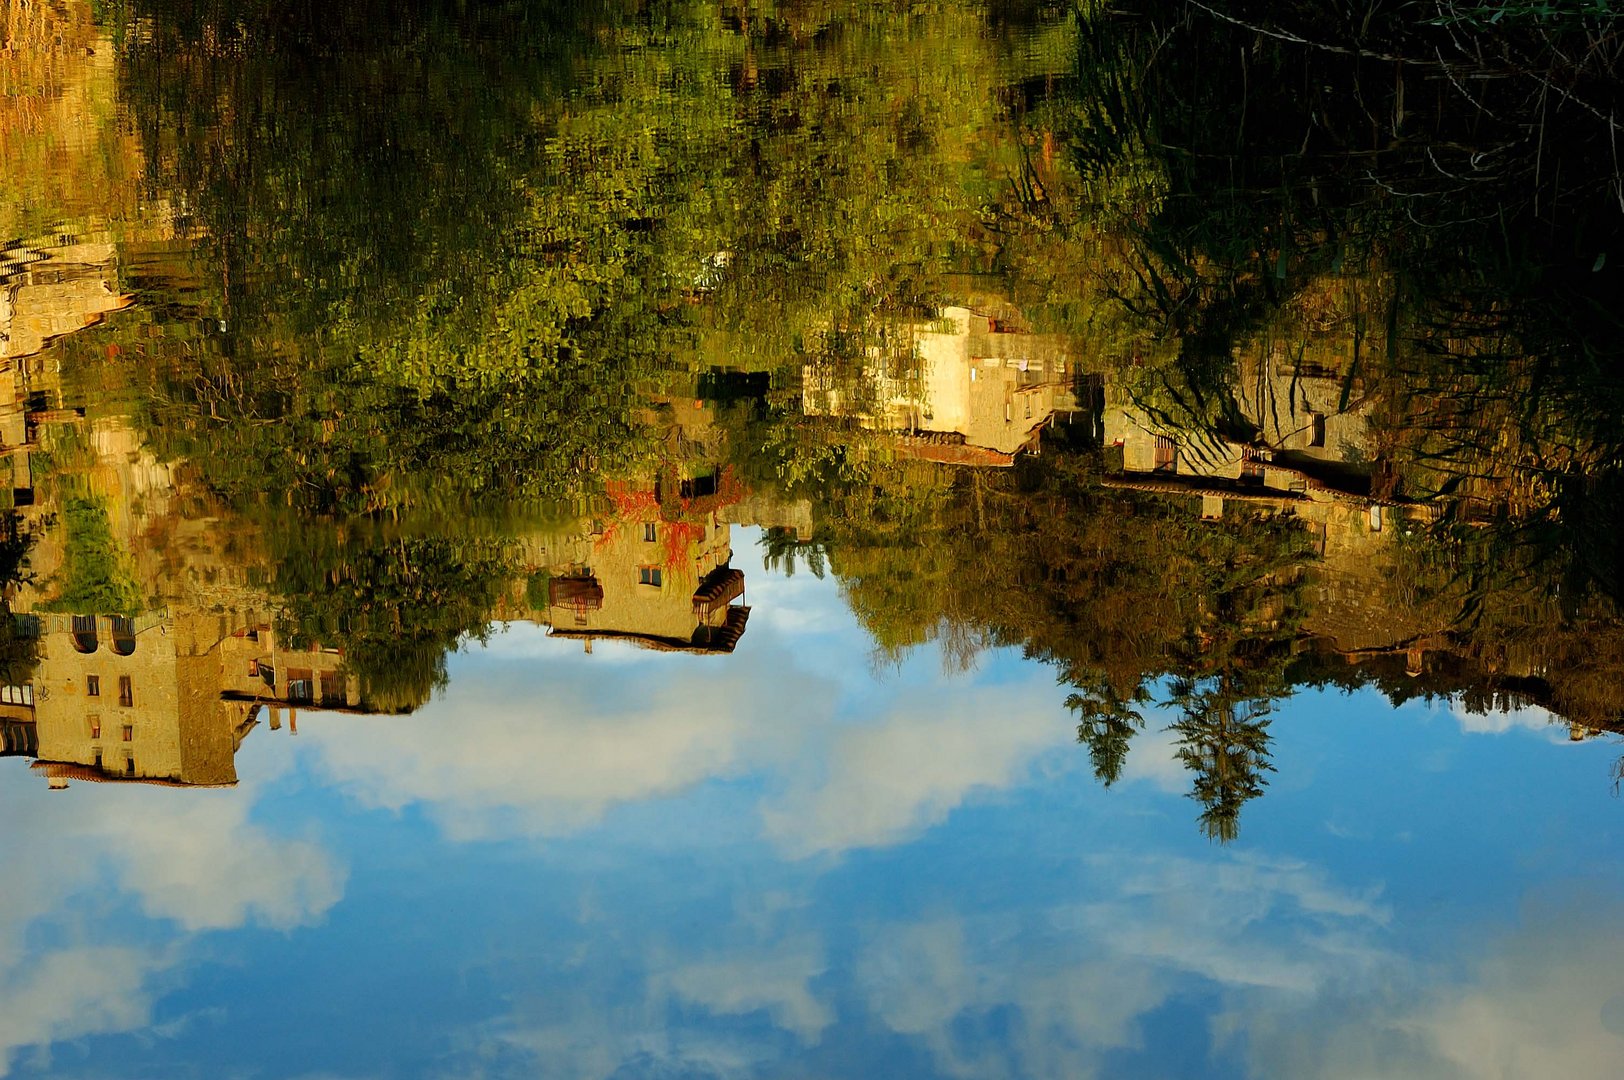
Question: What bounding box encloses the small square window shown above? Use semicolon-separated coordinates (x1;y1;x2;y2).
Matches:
248;660;259;676
644;523;657;542
638;566;663;587
121;724;133;742
88;715;101;739
118;676;133;708
86;675;99;697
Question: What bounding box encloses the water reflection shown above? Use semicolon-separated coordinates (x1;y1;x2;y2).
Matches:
2;0;1624;1075
0;0;1617;821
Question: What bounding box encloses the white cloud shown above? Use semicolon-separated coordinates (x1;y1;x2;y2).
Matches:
656;938;832;1042
1117;722;1187;793
857;916;1167;1080
734;566;846;637
0;766;346;1073
96;793;345;931
760;684;1069;858
0;946;166;1078
297;637;832;842
298;621;1078;859
1076;853;1391;993
1232;895;1624;1080
855;851;1393;1080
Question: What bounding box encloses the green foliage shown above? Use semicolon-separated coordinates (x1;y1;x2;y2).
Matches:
0;513;39;687
43;497;142;617
760;528;827;579
524;569;552;612
40;0;1624;833
1431;1;1618;25
1167;677;1276;844
102;0;1045;518
272;530;518;713
1069;676;1147;787
806;434;1313;835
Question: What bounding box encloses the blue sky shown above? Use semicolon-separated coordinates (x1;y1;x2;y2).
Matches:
2;530;1623;1079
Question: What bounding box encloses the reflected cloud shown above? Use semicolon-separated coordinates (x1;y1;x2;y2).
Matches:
856;851;1391;1079
1232;895;1624;1080
94;793;344;932
1117;722;1186;794
858;917;1166;1079
761;685;1068;858
738;567;846;637
657;938;832;1043
1081;853;1391;991
300;623;1076;859
0;773;344;1075
0;946;166;1078
298;633;832;842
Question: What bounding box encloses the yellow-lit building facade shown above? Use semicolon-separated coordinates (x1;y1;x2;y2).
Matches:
527;474;751;654
803;306;1079;463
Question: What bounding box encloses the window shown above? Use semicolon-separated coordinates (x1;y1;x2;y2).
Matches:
93;749;102;770
644;523;658;542
321;672;345;705
89;715;101;739
124;755;135;776
118;676;133;707
679;473;720;499
248;660;260;676
1309;413;1327;448
0;684;31;706
86;675;99;697
71;614;98;654
121;724;133;742
1154;436;1177;472
638;566;663;587
287;669;314;703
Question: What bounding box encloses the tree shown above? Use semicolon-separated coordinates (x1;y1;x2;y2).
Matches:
1167;676;1276;844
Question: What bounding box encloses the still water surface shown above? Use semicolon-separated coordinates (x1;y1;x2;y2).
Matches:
3;1;1624;1077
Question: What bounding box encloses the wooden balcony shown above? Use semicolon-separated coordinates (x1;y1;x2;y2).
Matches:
692;567;744;618
549;575;604;610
